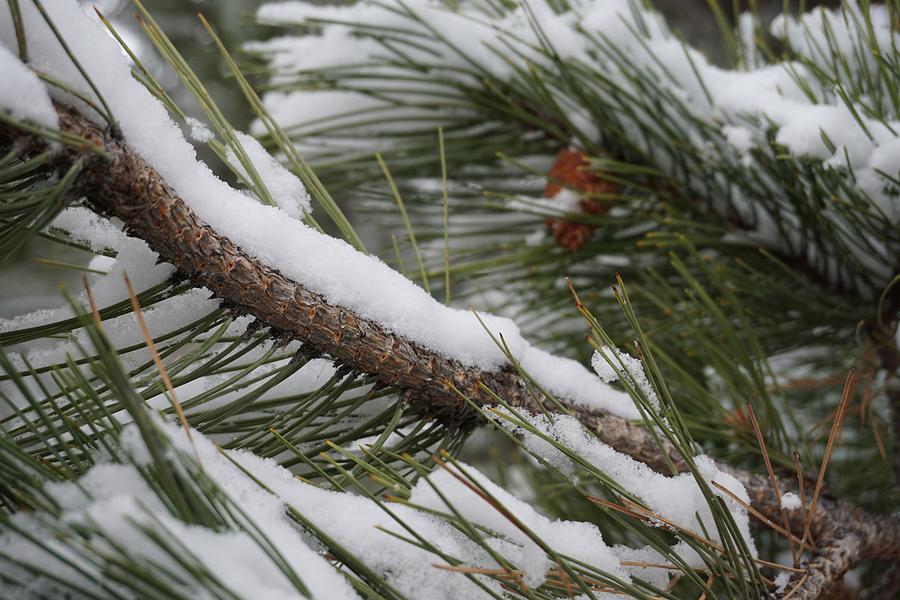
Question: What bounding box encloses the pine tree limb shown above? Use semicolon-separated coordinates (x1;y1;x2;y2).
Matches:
2;103;898;598
732;470;899;599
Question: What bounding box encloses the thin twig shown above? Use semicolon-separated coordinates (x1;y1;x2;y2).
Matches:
697;573;715;600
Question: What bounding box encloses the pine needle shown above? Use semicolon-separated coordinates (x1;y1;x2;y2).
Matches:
123;272;194;447
697;573;715;600
377;153;431;294
438;127;451;304
710;480;810;550
791;450;808;567
592;496;804;574
431;564;519;578
36;258;107;275
801;369;856;550
745;402;795;558
82;275;103;334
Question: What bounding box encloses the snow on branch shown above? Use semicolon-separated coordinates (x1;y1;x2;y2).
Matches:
252;0;900;212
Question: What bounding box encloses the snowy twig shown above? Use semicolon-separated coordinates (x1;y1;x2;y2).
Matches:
2;103;899;598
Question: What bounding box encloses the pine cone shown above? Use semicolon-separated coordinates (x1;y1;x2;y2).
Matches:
544;148;615;252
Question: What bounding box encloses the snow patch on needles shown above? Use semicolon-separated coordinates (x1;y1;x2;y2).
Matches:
7;422;359;600
592;346;659;410
770;3;897;75
251;0;900;197
0;45;58;129
0;206;217;370
3;421;676;598
496;409;757;560
225;130;312;218
0;0;637;420
185;116;214;143
410;463;628;587
774;571;792;593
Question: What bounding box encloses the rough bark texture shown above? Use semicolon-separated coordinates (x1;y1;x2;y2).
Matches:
3;104;899;598
730;470;900;599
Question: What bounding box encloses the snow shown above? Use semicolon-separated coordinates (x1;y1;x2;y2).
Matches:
774;571;792;593
0;206;216;372
592;346;660;410
507;192;588;216
225;130;312;218
771;3;897;77
410;464;628;587
2;419;684;598
255;452;511;598
780;491;802;511
0;44;57;129
546;189;581;212
0;1;638;420
8;422;361;600
722;124;754;156
185;116;214;143
497;409;756;558
251;0;899;178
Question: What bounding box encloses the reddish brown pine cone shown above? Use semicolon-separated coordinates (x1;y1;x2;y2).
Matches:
544;148;615;251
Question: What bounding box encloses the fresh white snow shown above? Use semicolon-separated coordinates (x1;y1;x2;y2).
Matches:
496;409;756;558
0;419;697;598
592;346;660;410
0;44;58;129
250;0;900;196
780;491;802;511
185;115;214;143
225;130;312;218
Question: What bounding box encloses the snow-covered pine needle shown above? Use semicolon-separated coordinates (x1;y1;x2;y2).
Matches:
790;450;809;567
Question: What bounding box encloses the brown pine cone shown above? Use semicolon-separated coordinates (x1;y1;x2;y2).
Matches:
543;148;615;251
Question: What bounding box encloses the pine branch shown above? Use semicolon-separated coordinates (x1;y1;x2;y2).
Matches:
734;469;899;599
3;102;898;598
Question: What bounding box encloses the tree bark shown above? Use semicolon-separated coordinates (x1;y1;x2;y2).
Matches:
2;103;898;598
